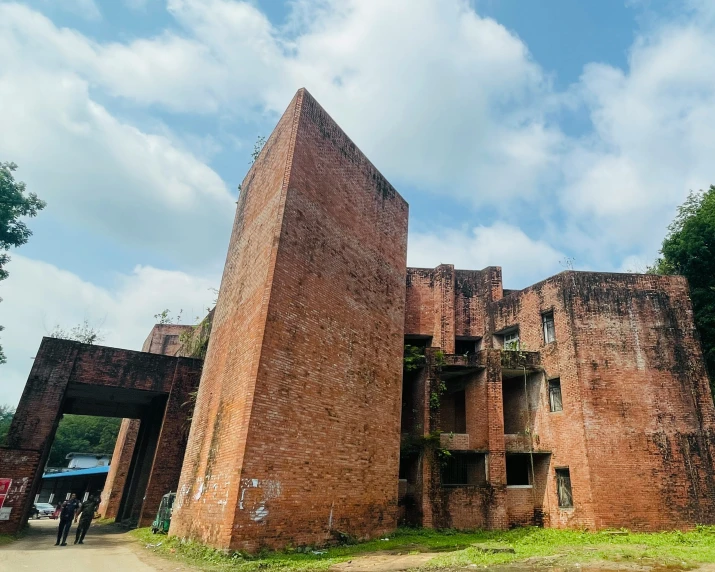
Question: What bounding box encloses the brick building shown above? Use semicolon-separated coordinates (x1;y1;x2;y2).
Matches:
2;88;715;549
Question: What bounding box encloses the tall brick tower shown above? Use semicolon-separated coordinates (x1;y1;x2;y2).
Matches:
170;89;409;551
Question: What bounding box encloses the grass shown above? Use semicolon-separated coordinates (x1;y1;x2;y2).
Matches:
131;525;715;571
0;534;15;546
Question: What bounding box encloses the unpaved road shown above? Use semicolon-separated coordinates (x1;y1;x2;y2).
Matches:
0;518;192;571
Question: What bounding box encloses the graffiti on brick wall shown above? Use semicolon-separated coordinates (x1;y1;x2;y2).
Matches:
238;478;282;523
0;478;12;510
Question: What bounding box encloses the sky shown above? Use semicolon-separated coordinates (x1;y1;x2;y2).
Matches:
1;0;714;406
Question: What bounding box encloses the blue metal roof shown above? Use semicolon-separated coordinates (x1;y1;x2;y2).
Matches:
42;466;110;479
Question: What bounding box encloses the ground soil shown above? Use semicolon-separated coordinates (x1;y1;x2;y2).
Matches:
0;518;193;572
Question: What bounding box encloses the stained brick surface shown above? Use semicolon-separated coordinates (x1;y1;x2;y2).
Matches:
404;266;715;531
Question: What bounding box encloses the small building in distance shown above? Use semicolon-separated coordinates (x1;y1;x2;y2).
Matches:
66;452;112;470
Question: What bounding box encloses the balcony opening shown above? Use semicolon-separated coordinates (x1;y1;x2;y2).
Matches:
502;372;541;435
506;453;532;486
494;327;520;350
441;452;486;486
455;337;480;355
439;388;466;434
398;452;421;526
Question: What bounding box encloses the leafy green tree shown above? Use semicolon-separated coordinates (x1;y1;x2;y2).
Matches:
47;415;121;467
0;162;46;364
650;185;715;398
0;405;14;445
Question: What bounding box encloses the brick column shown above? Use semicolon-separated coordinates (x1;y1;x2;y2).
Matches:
139;358;202;526
433;265;456;353
99;418;140;519
484;349;507;529
2;338;79;533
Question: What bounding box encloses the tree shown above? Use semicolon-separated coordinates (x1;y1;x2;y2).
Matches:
49;319;105;345
0;404;14;445
47;415;121;467
650;185;715;398
0;162;46;364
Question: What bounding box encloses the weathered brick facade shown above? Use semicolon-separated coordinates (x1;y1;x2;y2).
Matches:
401;266;715;531
6;89;715;547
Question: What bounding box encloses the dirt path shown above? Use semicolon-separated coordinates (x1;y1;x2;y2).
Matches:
0;518;192;572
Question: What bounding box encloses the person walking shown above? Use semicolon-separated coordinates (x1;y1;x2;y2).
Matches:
74;493;100;545
55;493;80;546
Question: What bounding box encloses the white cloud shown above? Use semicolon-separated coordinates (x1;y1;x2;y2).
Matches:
559;6;715;261
408;223;565;288
0;6;237;265
0;255;218;407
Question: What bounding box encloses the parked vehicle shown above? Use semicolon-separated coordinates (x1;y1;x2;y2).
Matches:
32;503;56;519
151;492;175;534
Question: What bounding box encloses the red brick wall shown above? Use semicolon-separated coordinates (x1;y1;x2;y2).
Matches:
171;88;303;549
0;449;41;534
172;89;408;552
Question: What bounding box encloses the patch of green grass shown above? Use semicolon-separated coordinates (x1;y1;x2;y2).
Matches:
0;534;15;546
131;526;715;571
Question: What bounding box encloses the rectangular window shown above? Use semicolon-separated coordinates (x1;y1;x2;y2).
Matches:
503;330;520;350
548;378;563;412
556;468;573;508
506;454;531;486
542;312;555;343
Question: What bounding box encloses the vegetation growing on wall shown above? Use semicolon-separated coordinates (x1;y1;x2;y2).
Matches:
49;319;105;345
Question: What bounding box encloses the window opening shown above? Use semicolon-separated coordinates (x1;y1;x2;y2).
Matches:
455;338;479;355
549;379;563;412
441;453;486;486
506;454;531;486
542;312;555;343
503;330;520;350
556;468;573;508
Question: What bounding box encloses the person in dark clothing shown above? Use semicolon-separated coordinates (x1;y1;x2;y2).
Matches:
74;494;99;545
55;494;80;546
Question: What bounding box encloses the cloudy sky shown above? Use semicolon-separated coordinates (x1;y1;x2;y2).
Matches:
1;0;714;406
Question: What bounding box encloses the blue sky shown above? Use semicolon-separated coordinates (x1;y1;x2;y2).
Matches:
1;0;714;405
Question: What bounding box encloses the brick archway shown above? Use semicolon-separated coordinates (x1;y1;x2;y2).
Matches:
0;337;201;534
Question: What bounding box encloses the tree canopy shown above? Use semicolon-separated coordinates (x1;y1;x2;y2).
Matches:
0;405;14;445
650;185;715;398
0;161;46;364
46;415;121;467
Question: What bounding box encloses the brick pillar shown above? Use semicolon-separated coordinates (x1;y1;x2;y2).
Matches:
139;358;202;526
99;418;140;519
433;265;456;353
2;338;79;533
484;349;507;529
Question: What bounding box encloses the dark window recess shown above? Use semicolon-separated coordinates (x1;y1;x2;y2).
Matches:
441;453;486;486
556;468;573;508
549;379;563;412
455;338;478;355
506;454;531;486
440;389;467;434
542;312;555;343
